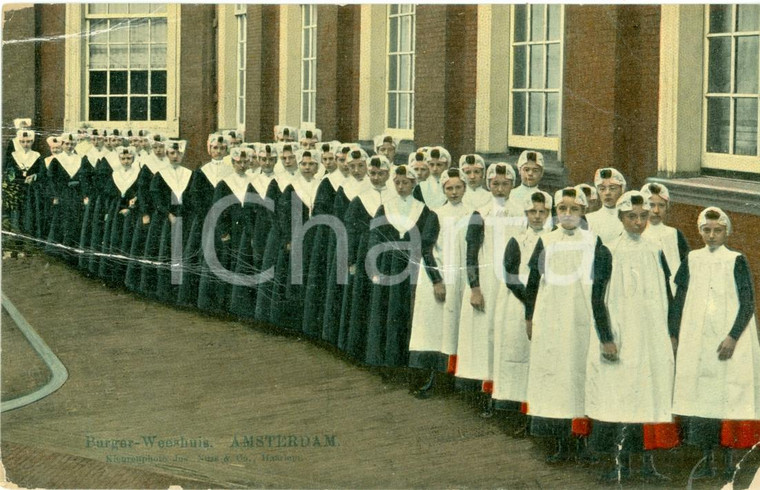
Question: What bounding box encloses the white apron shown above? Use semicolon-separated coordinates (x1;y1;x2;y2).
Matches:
672;246;760;420
455;199;523;381
642;222;682;294
492;227;545;403
526;227;596;419
584;233;674;423
410;201;473;356
586;206;623;245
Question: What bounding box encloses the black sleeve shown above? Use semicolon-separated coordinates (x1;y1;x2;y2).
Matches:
465;212;484;288
676;229;690;263
504;237;525;304
660;250;673;303
730;254;756;340
214;183;231;238
524;238;545;321
412;185;424;204
421;211;442;284
668;257;690;340
150;173;169;215
591;239;614;343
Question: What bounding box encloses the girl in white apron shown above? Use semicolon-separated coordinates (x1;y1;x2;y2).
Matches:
460;154;491;211
585;167;626;244
671;207;760;481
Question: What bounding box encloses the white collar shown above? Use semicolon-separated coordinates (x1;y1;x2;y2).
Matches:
200;159;232;187
159;164;193;204
57;152;81;178
224;171;251;206
292;175;320;215
12;149;40;170
383;195;425;238
112;164;141;197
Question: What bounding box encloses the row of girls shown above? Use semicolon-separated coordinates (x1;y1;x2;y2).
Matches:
4;120;760;483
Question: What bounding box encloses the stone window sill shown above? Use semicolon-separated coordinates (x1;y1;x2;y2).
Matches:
647;176;760;216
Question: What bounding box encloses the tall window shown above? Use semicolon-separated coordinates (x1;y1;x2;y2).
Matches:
236;4;247;129
86;4;168;122
301;5;317;126
705;5;760;162
387;5;415;130
510;4;562;148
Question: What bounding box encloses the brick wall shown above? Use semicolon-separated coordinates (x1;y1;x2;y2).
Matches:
336;6;360;143
2;5;37;150
315;5;338;140
36;5;66;141
179;5;217;168
245;5;280;143
414;6;448;149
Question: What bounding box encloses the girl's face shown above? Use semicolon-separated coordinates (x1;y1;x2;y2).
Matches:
92;135;105;149
153;143;166;158
647;194;668;225
62;139;74;153
368;166;390;188
259;152;277;173
519;162;543;187
337;152;350;175
526;203;550;231
393;174;415;198
18;135;34;151
281;150;297;170
489;174;513;198
322;152;337;173
300;137;318;150
299;157;318;180
119;153;135;167
167;148;183;164
427;157;448;178
699;220;728;250
348;158;368;180
208;141;226;160
411;162;430;181
49;142;62;155
597;179;623;208
463;166;484;189
619;204;649;235
233;155;247;174
556;197;584;230
108;136;124;149
378;143;395;162
443;177;466;205
246;153;259;171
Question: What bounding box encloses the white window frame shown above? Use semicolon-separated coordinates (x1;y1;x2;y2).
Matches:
508;4;563;152
702;5;760;173
300;5;317;128
64;4;180;135
385;4;415;139
236;4;247;130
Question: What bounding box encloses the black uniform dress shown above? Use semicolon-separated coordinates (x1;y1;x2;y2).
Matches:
138;164;193;303
342;189;394;361
301;173;345;337
125;156;166;291
77;148;106;269
45;151;86;264
228;172;272;318
85;152;119;274
253;173;296;324
364;197;439;367
177;162;230;309
197;172;254;314
2;148;44;238
98;164;141;284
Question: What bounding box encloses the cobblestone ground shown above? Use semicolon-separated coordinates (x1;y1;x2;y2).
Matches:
2;251;759;489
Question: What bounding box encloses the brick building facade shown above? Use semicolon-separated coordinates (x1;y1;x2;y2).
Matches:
3;4;760;315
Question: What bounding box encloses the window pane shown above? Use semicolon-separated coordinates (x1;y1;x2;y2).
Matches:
151;71;167;94
89;97;107;121
151;45;167;68
512;45;526;89
546;92;559;137
737;5;760;32
388;55;398;91
151;19;168;42
131;71;149;94
89;44;108;69
110;4;129;14
302;96;309;124
400;16;412;52
303;5;310;25
131;97;148;121
302;27;311;57
530;44;545;89
708;37;731;93
530;5;545;42
736;36;759;93
547;5;561;41
90;19;108;43
399;93;410;129
130;19;150;43
734;98;758;155
131;44;149;69
706;97;730;153
110;20;128;43
390;5;398;16
110;96;128;120
399;54;412;91
302;60;310;91
89;71;107;95
89;4;107;14
150;4;167;14
387;92;397;128
129;4;151;14
512;92;526;136
709;5;732;34
529;92;544;135
546;43;560;89
110;71;128;94
513;5;527;43
389;16;398;53
150;96;167;120
110;44;129;68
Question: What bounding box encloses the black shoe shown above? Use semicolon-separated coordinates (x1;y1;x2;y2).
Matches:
546;439;572;464
413;387;433;399
575;440;599;466
640;453;669;482
691;451;716;480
